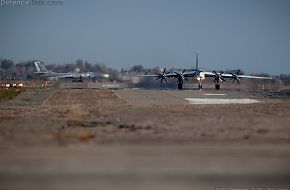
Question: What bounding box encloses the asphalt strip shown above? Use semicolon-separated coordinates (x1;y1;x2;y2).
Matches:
184;98;260;104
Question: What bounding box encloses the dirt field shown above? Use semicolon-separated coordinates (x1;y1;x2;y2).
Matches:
1;88;289;145
0;87;290;189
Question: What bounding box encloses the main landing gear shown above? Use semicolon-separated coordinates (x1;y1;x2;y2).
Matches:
178;83;183;90
215;83;220;90
177;77;184;90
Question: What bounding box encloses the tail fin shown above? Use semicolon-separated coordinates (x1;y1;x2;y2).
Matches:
195;50;199;70
34;61;48;73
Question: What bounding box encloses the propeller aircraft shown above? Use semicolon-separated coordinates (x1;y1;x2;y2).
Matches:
139;51;272;90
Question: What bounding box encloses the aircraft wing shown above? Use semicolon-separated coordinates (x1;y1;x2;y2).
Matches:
199;71;272;80
46;74;74;80
81;72;110;78
232;75;272;79
182;70;199;77
137;73;179;78
201;71;216;77
219;73;272;79
42;72;74;79
166;72;186;78
138;70;199;78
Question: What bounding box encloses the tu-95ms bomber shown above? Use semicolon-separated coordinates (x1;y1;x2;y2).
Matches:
138;51;272;90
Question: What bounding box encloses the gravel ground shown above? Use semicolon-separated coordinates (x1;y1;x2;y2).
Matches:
0;87;289;189
1;88;289;146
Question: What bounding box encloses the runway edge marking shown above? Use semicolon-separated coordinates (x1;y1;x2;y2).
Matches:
184;98;260;105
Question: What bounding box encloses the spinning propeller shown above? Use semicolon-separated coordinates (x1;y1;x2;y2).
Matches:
229;69;243;84
155;68;170;84
174;69;187;81
212;70;225;84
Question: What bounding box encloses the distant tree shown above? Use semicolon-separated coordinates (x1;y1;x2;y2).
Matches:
1;59;14;71
15;61;36;80
130;65;144;73
279;74;290;85
75;59;85;72
84;61;93;72
93;63;109;73
107;68;120;81
224;69;245;74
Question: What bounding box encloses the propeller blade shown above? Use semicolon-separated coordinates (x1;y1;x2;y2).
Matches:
163;68;166;74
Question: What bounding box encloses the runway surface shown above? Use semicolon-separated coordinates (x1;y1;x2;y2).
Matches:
116;89;272;106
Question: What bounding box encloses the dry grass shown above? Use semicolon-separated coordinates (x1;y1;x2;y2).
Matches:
0;88;23;102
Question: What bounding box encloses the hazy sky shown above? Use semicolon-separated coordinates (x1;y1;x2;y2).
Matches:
0;0;289;74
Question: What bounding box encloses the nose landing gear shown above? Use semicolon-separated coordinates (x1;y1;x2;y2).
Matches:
198;83;202;90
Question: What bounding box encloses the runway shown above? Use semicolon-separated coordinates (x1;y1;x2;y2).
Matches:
116;89;266;106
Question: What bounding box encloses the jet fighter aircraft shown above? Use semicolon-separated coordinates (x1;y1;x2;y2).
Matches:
34;61;109;81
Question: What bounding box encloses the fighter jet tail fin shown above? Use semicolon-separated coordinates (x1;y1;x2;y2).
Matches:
34;61;48;73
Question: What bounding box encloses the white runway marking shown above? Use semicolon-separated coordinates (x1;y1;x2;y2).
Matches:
204;94;226;96
185;98;259;104
101;84;121;88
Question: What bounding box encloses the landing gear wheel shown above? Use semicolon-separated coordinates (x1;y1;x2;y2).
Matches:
215;84;220;90
178;84;183;90
198;84;203;90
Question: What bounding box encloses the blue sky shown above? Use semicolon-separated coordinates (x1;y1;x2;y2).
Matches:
0;0;289;74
